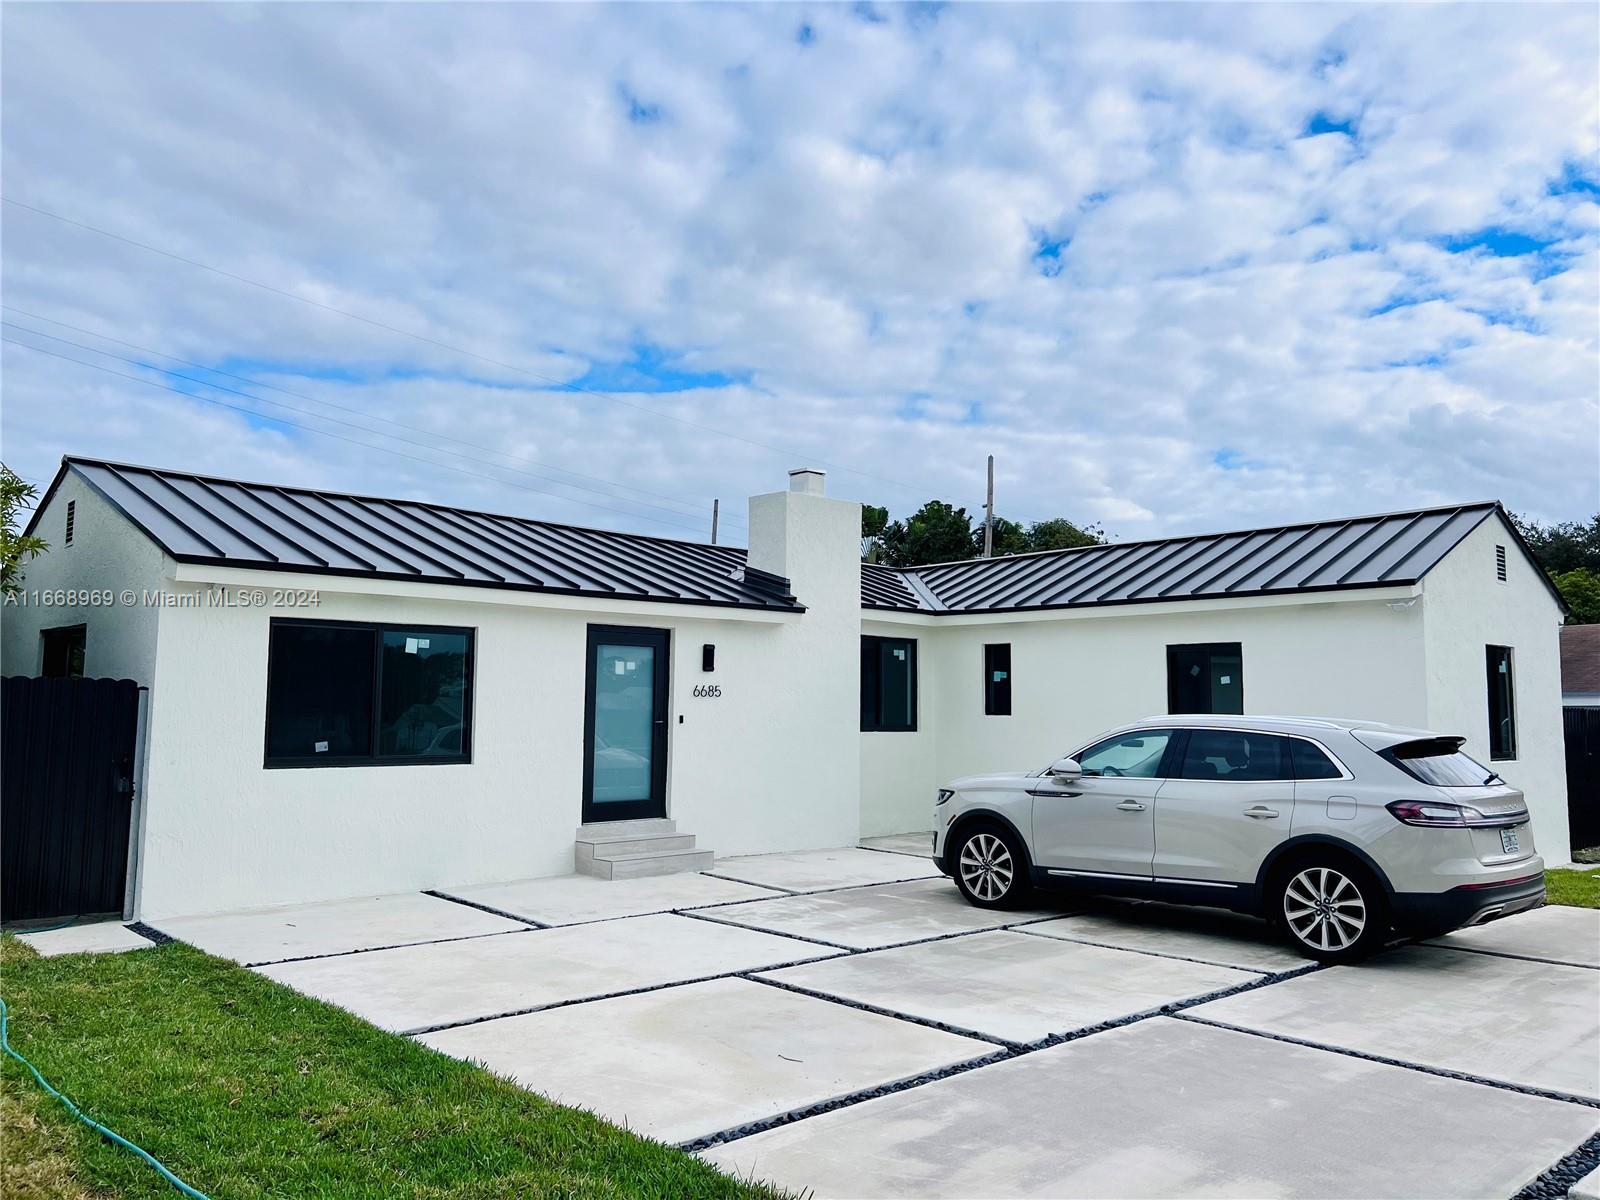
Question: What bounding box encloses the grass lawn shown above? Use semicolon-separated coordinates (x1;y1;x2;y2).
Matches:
1545;867;1600;908
0;937;779;1199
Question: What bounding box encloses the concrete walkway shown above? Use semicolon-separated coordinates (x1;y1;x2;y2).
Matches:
35;841;1600;1198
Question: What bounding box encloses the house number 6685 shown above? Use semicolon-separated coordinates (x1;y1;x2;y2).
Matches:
692;684;722;699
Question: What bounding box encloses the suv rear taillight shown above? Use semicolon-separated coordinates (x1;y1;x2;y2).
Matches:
1386;800;1528;828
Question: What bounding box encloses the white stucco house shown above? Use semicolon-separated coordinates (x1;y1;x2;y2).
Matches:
2;456;1572;919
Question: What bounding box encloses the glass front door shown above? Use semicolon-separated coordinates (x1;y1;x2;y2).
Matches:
582;626;670;822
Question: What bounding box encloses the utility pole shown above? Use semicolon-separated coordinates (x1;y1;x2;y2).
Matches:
711;498;720;545
983;455;995;558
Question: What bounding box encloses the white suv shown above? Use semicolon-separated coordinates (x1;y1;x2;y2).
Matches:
933;715;1545;963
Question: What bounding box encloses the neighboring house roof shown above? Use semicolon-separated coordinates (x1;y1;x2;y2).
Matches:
863;502;1544;615
36;458;802;612
1561;625;1600;695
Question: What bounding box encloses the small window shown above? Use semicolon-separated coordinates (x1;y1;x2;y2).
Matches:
1290;738;1343;780
1178;729;1291;781
40;625;86;678
1167;643;1243;715
861;635;917;732
1076;729;1174;778
984;643;1011;716
1495;544;1507;583
64;500;76;547
265;619;473;766
1486;645;1516;760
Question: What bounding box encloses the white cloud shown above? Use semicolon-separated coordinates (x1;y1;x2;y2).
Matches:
1;1;1595;545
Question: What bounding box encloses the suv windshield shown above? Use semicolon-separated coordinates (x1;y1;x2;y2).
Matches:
1380;737;1499;787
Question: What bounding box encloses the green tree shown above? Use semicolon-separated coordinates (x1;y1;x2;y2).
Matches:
0;464;48;596
1511;513;1600;574
1026;517;1105;552
861;503;890;563
970;515;1030;558
880;501;976;568
1554;569;1600;625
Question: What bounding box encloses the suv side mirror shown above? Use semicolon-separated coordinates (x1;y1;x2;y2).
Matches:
1048;756;1083;780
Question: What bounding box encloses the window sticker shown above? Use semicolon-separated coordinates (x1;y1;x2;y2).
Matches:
1220;675;1232;684
314;740;329;753
992;670;1008;681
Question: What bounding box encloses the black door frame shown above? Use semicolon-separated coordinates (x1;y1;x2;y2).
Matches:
581;625;670;823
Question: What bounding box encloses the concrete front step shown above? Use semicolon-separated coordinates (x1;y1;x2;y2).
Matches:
583;847;716;880
575;818;676;840
578;832;698;857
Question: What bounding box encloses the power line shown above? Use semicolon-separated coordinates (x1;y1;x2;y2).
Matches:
3;195;940;498
2;336;724;537
2;318;744;532
0;304;744;528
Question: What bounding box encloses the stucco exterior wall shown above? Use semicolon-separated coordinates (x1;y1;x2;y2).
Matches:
1420;514;1571;863
0;474;169;683
860;591;1430;836
136;575;861;917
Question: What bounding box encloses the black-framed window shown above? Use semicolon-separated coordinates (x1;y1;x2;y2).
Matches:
41;625;86;678
984;643;1012;716
1486;645;1517;760
265;619;473;767
1290;738;1344;780
1167;642;1243;715
861;635;917;732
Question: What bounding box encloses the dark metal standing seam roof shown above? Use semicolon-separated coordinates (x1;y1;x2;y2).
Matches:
41;458;803;612
862;502;1543;615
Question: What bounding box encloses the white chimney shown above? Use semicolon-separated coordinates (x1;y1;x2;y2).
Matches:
788;467;826;497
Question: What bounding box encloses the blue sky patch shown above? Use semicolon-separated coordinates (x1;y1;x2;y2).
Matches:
566;343;746;394
1440;227;1558;257
795;22;815;45
617;83;663;125
1302;111;1356;138
1032;230;1069;277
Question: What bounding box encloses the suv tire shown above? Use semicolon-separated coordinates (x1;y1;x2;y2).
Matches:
1271;857;1388;964
950;823;1032;909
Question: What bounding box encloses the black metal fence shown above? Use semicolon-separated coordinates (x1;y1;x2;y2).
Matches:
1565;706;1600;853
2;676;141;922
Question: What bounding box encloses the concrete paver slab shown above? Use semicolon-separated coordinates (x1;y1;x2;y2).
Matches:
157;892;528;964
1193;945;1600;1099
1023;906;1306;972
1425;904;1600;968
710;847;940;893
859;832;935;858
1570;1162;1600;1200
16;922;151;957
418;977;994;1144
701;1016;1599;1199
699;878;1065;950
437;871;780;926
760;930;1254;1043
259;912;836;1033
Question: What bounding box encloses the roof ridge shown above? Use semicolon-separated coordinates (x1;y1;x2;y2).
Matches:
59;454;743;558
882;499;1503;575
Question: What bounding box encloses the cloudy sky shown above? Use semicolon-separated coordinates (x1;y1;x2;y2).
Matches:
3;3;1596;547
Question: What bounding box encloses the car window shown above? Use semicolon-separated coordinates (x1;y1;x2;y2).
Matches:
1076;730;1173;778
1290;739;1343;780
1380;738;1499;787
1178;730;1291;781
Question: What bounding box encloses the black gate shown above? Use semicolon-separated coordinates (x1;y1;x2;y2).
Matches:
1566;707;1600;854
2;676;141;922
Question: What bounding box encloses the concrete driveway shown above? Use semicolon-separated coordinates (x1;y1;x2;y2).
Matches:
114;844;1600;1199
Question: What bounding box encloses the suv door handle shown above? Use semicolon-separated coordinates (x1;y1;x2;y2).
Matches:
1115;800;1147;812
1244;806;1279;819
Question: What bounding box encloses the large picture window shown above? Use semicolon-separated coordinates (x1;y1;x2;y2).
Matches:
265;619;473;767
1167;642;1243;715
1486;645;1517;760
861;635;917;732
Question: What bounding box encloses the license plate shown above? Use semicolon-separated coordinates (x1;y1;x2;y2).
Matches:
1500;827;1521;854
